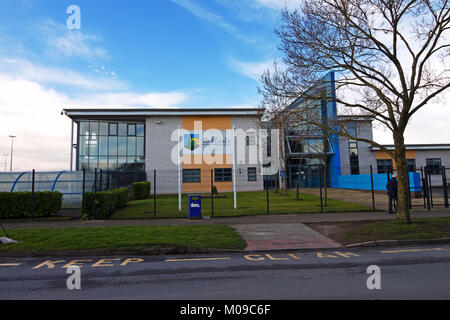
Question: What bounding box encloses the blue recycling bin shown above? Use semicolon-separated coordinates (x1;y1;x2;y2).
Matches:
188;195;202;219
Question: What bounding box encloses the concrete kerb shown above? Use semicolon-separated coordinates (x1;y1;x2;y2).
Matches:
345;238;450;248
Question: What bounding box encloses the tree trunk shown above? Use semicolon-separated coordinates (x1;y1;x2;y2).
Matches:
323;159;328;207
393;133;412;224
296;159;301;200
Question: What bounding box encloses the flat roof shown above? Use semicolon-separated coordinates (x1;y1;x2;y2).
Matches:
63;107;265;120
371;144;450;151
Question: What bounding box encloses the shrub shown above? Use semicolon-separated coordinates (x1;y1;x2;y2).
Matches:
34;191;63;216
131;181;151;200
0;191;63;219
112;188;129;208
82;187;130;219
212;186;218;195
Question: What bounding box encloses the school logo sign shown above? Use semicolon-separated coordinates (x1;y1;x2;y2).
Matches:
184;134;200;151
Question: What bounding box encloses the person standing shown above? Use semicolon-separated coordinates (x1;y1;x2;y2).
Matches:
386;173;398;214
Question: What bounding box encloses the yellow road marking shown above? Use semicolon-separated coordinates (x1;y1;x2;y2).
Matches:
165;257;232;262
381;248;444;254
0;263;21;267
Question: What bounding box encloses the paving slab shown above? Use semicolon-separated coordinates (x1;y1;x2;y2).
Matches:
231;223;341;251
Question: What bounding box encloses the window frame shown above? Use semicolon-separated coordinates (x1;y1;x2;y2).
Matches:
426;158;442;175
247;167;257;182
214;168;233;182
182;169;201;183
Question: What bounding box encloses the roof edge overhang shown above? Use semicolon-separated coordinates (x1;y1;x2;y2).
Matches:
62;107;265;120
371;144;450;151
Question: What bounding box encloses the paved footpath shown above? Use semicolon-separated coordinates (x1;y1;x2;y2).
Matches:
2;209;449;251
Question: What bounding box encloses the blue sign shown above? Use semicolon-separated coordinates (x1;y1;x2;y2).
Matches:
188;195;202;219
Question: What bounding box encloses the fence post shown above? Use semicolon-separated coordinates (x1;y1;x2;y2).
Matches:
319;166;323;213
99;169;103;192
266;176;270;215
94;168;97;220
424;167;431;211
153;169;156;218
421;167;426;209
442;166;448;208
370;165;375;212
211;169;214;218
428;167;434;208
31;169;35;221
82;168;86;215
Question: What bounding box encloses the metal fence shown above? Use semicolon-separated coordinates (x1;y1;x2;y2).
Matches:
0;169;146;210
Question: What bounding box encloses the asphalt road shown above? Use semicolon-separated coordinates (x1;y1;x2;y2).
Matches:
1;243;450;300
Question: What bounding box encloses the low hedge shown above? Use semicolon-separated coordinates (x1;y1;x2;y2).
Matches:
0;191;63;219
131;181;151;200
82;188;129;219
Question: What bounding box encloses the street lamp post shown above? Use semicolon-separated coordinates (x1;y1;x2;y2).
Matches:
9;135;16;172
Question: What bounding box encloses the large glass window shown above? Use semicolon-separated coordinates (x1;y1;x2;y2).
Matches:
426;158;441;175
78;121;145;171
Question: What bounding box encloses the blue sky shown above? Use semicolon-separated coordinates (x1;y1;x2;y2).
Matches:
0;0;297;170
0;0;448;171
0;0;286;107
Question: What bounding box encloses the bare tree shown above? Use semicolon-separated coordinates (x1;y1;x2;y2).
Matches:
259;0;450;224
261;91;332;201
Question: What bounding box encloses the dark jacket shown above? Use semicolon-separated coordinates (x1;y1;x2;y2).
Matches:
386;178;398;196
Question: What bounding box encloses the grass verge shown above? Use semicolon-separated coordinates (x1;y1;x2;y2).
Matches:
112;190;371;219
0;225;246;252
307;217;450;245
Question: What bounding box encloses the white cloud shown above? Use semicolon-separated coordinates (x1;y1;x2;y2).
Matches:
0;61;190;171
40;20;108;59
172;0;254;43
228;58;273;80
0;58;125;91
250;0;300;10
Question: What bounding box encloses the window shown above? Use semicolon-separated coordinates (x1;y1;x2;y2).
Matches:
407;159;416;173
377;159;393;174
136;124;145;137
128;124;136;136
215;168;232;182
109;123;118;136
267;136;271;157
248;167;257;181
426;158;442;175
350;155;360;175
183;169;201;183
347;122;359;175
78;121;145;171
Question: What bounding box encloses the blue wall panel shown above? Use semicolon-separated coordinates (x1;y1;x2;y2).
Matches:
331;172;421;191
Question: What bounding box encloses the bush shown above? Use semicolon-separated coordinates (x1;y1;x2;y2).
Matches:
212;186;218;195
131;181;151;200
0;191;63;219
82;187;130;219
112;188;129;208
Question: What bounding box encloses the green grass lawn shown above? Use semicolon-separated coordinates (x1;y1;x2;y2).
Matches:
0;225;246;252
112;190;371;219
308;217;450;245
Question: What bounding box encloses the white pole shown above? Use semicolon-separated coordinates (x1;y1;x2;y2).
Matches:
178;125;182;211
70;120;74;171
232;126;237;209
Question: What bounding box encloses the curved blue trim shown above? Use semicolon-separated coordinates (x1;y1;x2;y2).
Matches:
10;172;29;192
51;171;66;191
